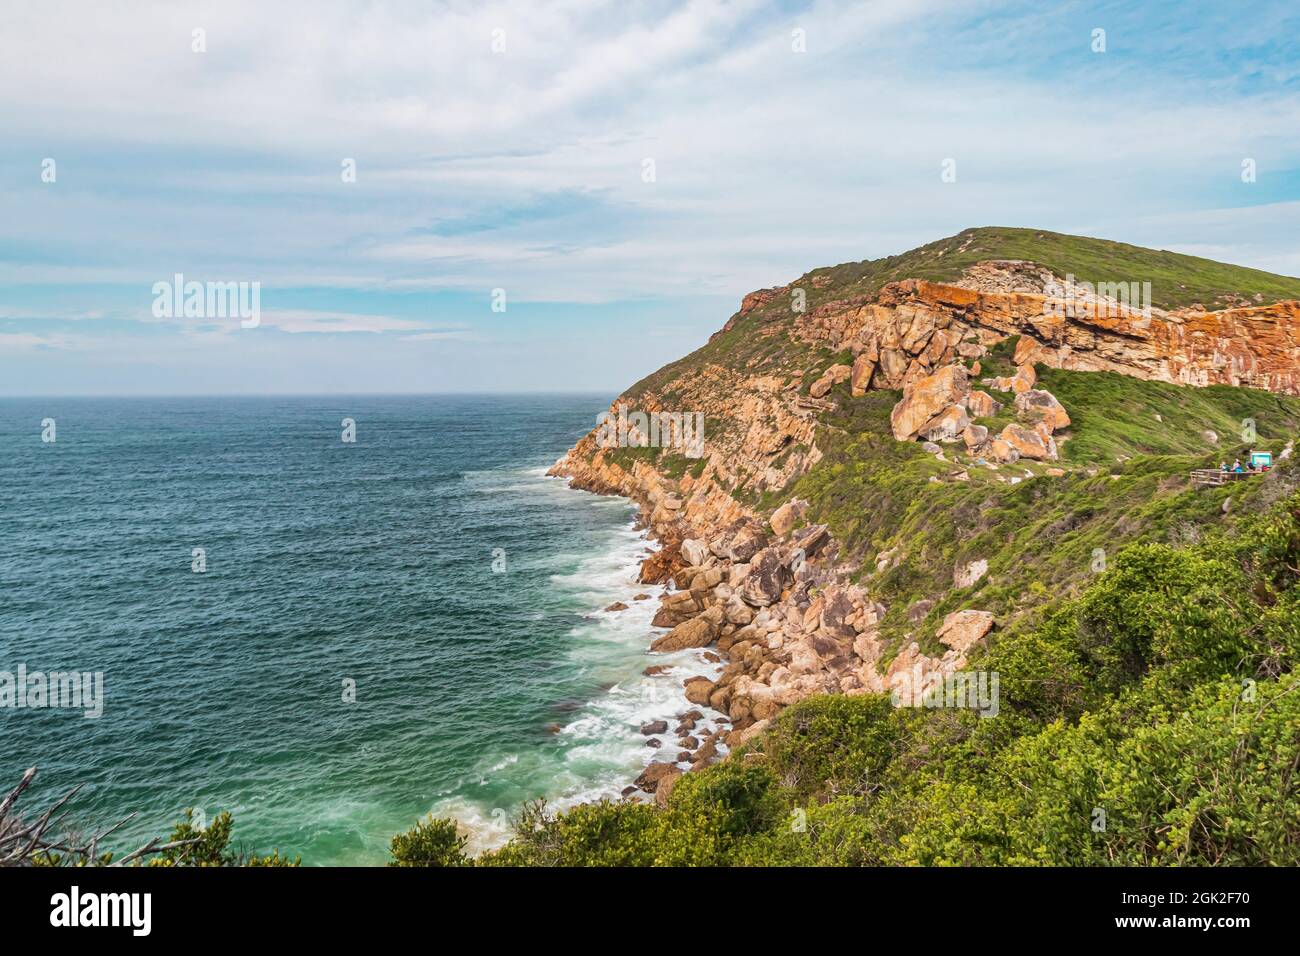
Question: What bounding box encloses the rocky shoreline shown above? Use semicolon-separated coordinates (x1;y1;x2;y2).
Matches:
548;449;993;805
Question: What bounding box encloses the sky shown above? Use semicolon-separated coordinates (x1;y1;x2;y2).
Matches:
1;0;1298;395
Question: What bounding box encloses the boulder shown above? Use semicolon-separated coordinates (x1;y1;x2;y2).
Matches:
790;524;830;560
1014;389;1071;432
890;364;970;441
769;498;807;536
634;761;679;793
640;720;668;735
966;390;1002;418
739;547;787;606
962;424;989;450
650;611;719;652
953;558;988;588
936;610;995;654
683;677;716;706
850;353;876;396
999;423;1057;460
680;538;709;567
918;405;970;443
986;437;1020;464
653;769;682;807
1011;364;1037;393
726;527;768;562
604;602;628;612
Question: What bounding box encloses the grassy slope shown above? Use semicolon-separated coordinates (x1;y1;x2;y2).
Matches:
786;338;1300;657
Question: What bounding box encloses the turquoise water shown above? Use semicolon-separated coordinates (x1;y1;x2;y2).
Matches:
0;395;717;864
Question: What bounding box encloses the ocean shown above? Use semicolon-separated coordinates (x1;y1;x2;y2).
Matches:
0;394;718;865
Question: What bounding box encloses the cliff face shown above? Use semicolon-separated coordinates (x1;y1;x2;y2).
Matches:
549;235;1300;794
797;265;1300;396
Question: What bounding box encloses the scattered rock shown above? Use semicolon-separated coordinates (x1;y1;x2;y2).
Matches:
1014;389;1071;432
604;601;629;612
953;558;988;588
999;423;1057;461
640;720;668;735
937;609;995;653
680;538;709;567
966;390;1002;418
683;676;716;706
739;547;788;606
770;499;808;536
634;761;679;793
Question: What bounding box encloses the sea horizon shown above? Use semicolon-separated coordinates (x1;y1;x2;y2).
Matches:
0;393;716;865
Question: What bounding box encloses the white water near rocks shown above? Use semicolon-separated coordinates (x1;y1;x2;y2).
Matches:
426;469;726;855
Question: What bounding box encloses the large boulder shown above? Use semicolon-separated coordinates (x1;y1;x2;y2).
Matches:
890;364;970;441
936;610;995;654
1013;389;1071;432
739;547;788;606
966;390;1002;418
683;676;716;706
998;423;1057;460
634;761;679;793
850;353;876;396
769;499;807;537
650;609;721;652
727;526;768;562
962;424;989;450
680;538;709;567
918;405;970;443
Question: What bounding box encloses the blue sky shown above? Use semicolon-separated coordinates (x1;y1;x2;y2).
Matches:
1;0;1298;395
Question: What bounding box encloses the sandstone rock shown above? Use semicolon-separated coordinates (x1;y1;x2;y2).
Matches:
769;499;807;536
653;769;682;807
633;593;651;601
634;761;679;793
966;390;1002;418
790;523;830;559
963;424;989;450
724;595;754;625
1011;364;1037;393
809;375;834;399
907;598;935;624
953;558;988;588
683;676;715;706
680;538;708;567
850;353;876;396
936;610;995;653
650;613;718;652
739;547;787;606
890;363;970;441
986;437;1019;464
1014;389;1071;432
604;601;628;612
918;405;970;443
726;527;768;562
999;423;1056;460
640;720;668;735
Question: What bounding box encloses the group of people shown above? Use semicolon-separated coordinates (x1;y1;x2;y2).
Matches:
1219;458;1269;474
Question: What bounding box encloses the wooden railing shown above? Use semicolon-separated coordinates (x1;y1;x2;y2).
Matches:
1190;469;1257;487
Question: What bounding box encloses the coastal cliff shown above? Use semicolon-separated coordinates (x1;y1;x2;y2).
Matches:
548;226;1300;801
